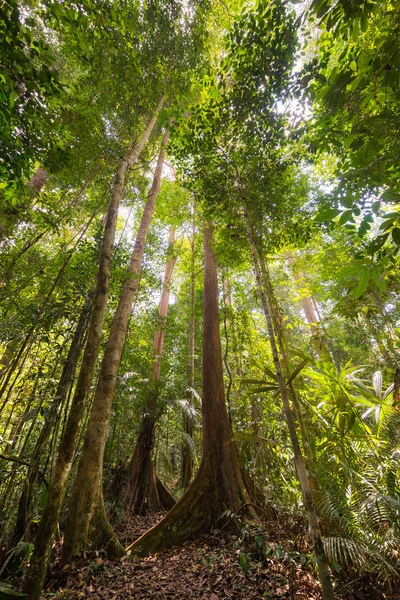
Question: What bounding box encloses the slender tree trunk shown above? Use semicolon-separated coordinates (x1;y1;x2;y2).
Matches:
23;103;163;600
258;255;322;504
242;203;335;600
62;128;170;560
126;221;258;558
180;215;196;489
10;294;92;547
126;226;178;514
285;252;334;366
0;340;19;380
28;167;48;194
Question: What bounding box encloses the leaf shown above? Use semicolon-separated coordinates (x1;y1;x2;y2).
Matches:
372;371;383;399
339;210;353;224
315;85;330;100
392;228;400;245
370;266;386;291
380;190;400;202
0;581;27;598
341;196;354;209
262;366;278;381
337;261;366;279
22;408;39;422
353;269;370;298
379;219;395;232
286;359;309;385
314;208;340;223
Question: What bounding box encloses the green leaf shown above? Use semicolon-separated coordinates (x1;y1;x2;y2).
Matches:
370;266;385;291
314;208;340;223
380;190;400;202
339;210;353;224
353;269;370;298
337;261;365;279
341;196;354;209
379;219;395;232
286;359;309;385
0;581;27;598
392;228;400;245
371;201;380;214
315;85;330;100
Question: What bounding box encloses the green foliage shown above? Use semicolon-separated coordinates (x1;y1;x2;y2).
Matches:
0;1;399;596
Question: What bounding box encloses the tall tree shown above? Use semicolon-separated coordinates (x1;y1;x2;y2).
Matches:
180;212;197;489
62;128;170;560
126;221;258;557
126;225;178;514
23;103;163;600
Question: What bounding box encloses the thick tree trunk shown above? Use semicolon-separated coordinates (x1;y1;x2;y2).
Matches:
23;104;163;600
242;204;335;600
127;227;178;514
11;294;91;547
126;413;175;515
125;222;258;558
61;129;170;561
180;214;196;489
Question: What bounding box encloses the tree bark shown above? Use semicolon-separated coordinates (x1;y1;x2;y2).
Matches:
61;128;170;560
28;167;48;194
242;203;335;600
125;221;258;558
285;252;334;366
23;102;163;600
127;226;178;514
180;214;196;489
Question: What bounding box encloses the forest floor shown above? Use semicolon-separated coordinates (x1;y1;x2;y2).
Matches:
39;511;388;600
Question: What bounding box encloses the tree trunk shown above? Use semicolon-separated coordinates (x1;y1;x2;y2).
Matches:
180;212;196;489
285;252;334;366
125;221;258;558
61;128;170;561
0;340;19;380
242;204;335;600
11;293;91;547
28;167;48;194
126;226;178;514
23;103;163;600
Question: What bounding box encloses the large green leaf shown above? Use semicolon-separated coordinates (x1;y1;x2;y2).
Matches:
353;269;370;298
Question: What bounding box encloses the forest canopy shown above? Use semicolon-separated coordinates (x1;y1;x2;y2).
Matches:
0;1;399;599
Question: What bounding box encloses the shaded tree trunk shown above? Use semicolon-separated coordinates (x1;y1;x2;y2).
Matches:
127;226;178;514
242;202;335;600
23;102;163;600
125;221;258;558
180;213;196;489
61;128;170;561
